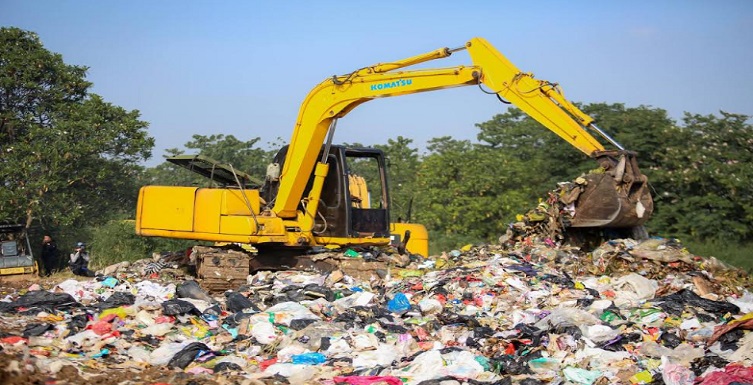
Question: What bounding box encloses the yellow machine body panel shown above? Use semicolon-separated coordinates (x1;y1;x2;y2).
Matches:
391;222;429;257
136;183;396;248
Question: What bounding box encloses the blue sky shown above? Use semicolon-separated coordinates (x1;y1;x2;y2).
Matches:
3;1;752;165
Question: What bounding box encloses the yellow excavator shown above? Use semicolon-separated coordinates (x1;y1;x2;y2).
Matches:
136;37;652;286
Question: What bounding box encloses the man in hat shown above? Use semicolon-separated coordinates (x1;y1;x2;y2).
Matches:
69;242;94;277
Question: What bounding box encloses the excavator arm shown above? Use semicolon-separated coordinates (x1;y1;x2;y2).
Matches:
273;37;652;228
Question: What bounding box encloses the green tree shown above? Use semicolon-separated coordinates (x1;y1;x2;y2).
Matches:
651;112;753;241
414;137;535;248
0;27;153;231
142;134;279;186
374;136;420;222
415;104;677;251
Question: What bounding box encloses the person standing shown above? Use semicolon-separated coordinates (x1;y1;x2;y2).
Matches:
41;235;59;277
69;242;93;277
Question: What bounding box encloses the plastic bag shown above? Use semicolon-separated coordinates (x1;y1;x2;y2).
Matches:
265;301;320;326
353;344;400;371
95;292;135;310
387;292;411;313
127;346;151;363
149;342;189;366
22;323;54;337
418;298;443;315
696;364;753;385
67;314;88;334
140;323;174;337
176;280;214;303
563;367;602;385
251;320;278;344
662;357;696;385
612;273;658;307
0;291;79;313
161;299;199;316
167;341;211;369
100;277;119;288
214;361;243;372
291;352;327;365
534;308;600;331
135;280;175;301
100;306;132;320
264;363;317;383
225;292;259;313
651;289;740;316
332;376;402;385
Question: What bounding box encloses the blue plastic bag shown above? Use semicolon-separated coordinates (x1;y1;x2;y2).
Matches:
387;292;411;313
291;352;327;365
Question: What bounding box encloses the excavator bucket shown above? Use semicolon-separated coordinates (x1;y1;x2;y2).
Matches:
565;151;653;228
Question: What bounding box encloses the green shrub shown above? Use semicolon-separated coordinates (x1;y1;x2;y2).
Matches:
87;220;196;268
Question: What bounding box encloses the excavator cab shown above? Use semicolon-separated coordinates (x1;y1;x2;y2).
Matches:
262;145;391;239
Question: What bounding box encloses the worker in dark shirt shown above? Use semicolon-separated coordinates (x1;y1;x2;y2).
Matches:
69;241;94;277
41;235;59;277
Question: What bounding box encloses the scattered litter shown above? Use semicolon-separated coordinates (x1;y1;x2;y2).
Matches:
0;236;751;384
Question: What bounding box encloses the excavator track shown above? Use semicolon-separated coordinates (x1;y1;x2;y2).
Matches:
193;245;399;292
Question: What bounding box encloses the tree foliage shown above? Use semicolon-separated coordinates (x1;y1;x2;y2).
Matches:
142;134;278;187
650;112;753;241
374;136;420;222
0;27;153;231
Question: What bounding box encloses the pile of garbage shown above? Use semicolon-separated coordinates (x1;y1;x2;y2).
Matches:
1;237;752;385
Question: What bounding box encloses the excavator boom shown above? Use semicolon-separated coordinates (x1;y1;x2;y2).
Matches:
272;37;652;228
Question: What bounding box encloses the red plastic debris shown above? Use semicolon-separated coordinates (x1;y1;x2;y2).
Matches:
0;336;27;345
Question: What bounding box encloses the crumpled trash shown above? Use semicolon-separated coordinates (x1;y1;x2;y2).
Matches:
161;298;200;316
563;367;603;385
291;352;327;365
225;291;260;313
176;280;214;303
387;292;411;313
652;289;740;317
0;291;79;313
94;291;135;310
707;313;753;345
333;375;403;385
662;357;696;385
167;342;212;369
22;323;54;337
0;230;751;385
696;364;753;385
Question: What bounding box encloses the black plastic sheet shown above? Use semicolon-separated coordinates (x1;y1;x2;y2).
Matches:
225;292;260;313
22;323;54;337
167;342;210;369
161;299;200;316
95;291;135;310
651;289;740;316
0;291;79;313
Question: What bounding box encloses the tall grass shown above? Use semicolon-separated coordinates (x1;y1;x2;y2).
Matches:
682;239;753;273
87;220;196;268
